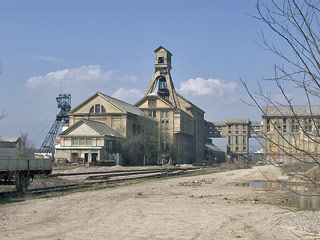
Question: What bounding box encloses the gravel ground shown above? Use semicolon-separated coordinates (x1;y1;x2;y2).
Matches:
1;165;319;240
281;211;320;234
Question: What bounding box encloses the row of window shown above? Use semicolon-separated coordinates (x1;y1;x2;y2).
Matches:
72;138;92;146
228;136;247;145
227;130;247;135
89;104;106;114
227;146;247;153
266;118;320;133
70;138;120;153
148;110;157;118
228;124;247;129
148;110;170;119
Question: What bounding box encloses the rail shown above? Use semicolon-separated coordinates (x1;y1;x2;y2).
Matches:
0;167;204;198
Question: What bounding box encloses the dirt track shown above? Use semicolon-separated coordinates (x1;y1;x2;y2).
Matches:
1;165;319;240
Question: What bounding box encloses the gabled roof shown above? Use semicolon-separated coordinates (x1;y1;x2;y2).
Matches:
60;119;120;137
69;92;144;116
176;93;205;113
135;94;177;109
154;46;173;56
69;92;111;113
99;92;144;116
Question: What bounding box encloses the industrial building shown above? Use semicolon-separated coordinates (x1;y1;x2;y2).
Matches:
55;92;156;165
262;105;320;164
55;46;205;165
135;46;205;164
54;46;319;166
205;118;261;162
205;105;320;165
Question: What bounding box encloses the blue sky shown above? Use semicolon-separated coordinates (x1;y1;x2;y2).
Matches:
0;0;303;150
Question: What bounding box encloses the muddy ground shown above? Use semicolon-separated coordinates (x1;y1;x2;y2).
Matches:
1;165;319;240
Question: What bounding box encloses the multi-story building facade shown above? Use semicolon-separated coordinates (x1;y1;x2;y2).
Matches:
205;105;320;164
225;118;249;158
262;105;320;164
205;118;250;161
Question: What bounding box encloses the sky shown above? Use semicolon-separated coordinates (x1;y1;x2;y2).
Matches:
0;0;306;151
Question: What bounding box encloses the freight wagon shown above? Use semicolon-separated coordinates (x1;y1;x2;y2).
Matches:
0;158;52;193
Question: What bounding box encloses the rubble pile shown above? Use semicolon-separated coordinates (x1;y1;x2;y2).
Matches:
281;211;320;234
179;178;214;187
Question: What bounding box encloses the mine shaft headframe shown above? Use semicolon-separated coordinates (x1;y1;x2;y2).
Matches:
56;94;71;122
56;94;71;113
39;93;71;154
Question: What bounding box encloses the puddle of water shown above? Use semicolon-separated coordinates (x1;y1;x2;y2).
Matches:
248;182;264;188
241;181;320;210
291;194;320;211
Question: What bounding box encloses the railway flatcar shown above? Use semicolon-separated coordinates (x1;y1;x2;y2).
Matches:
0;158;52;193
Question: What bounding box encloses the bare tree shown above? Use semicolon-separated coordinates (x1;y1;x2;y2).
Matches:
0;111;5;121
242;0;320;187
19;132;37;158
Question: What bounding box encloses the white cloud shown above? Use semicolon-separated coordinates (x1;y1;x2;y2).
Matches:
26;65;137;88
179;77;237;97
30;55;60;62
112;88;144;104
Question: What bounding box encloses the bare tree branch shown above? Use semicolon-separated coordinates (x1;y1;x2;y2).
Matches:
242;0;320;193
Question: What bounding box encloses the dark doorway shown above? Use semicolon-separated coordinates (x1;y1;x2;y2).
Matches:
71;153;78;163
92;153;98;162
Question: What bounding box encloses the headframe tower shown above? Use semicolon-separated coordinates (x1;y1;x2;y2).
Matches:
39;93;71;154
145;46;180;108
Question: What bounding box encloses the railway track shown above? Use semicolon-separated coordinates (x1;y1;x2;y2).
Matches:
0;167;205;198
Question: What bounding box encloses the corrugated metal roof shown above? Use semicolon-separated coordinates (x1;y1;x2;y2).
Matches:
100;92;144;116
262;105;320;117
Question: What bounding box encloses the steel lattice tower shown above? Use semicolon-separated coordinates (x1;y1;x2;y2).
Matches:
39;94;71;154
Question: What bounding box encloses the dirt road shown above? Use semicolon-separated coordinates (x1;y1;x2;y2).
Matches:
1;165;319;240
